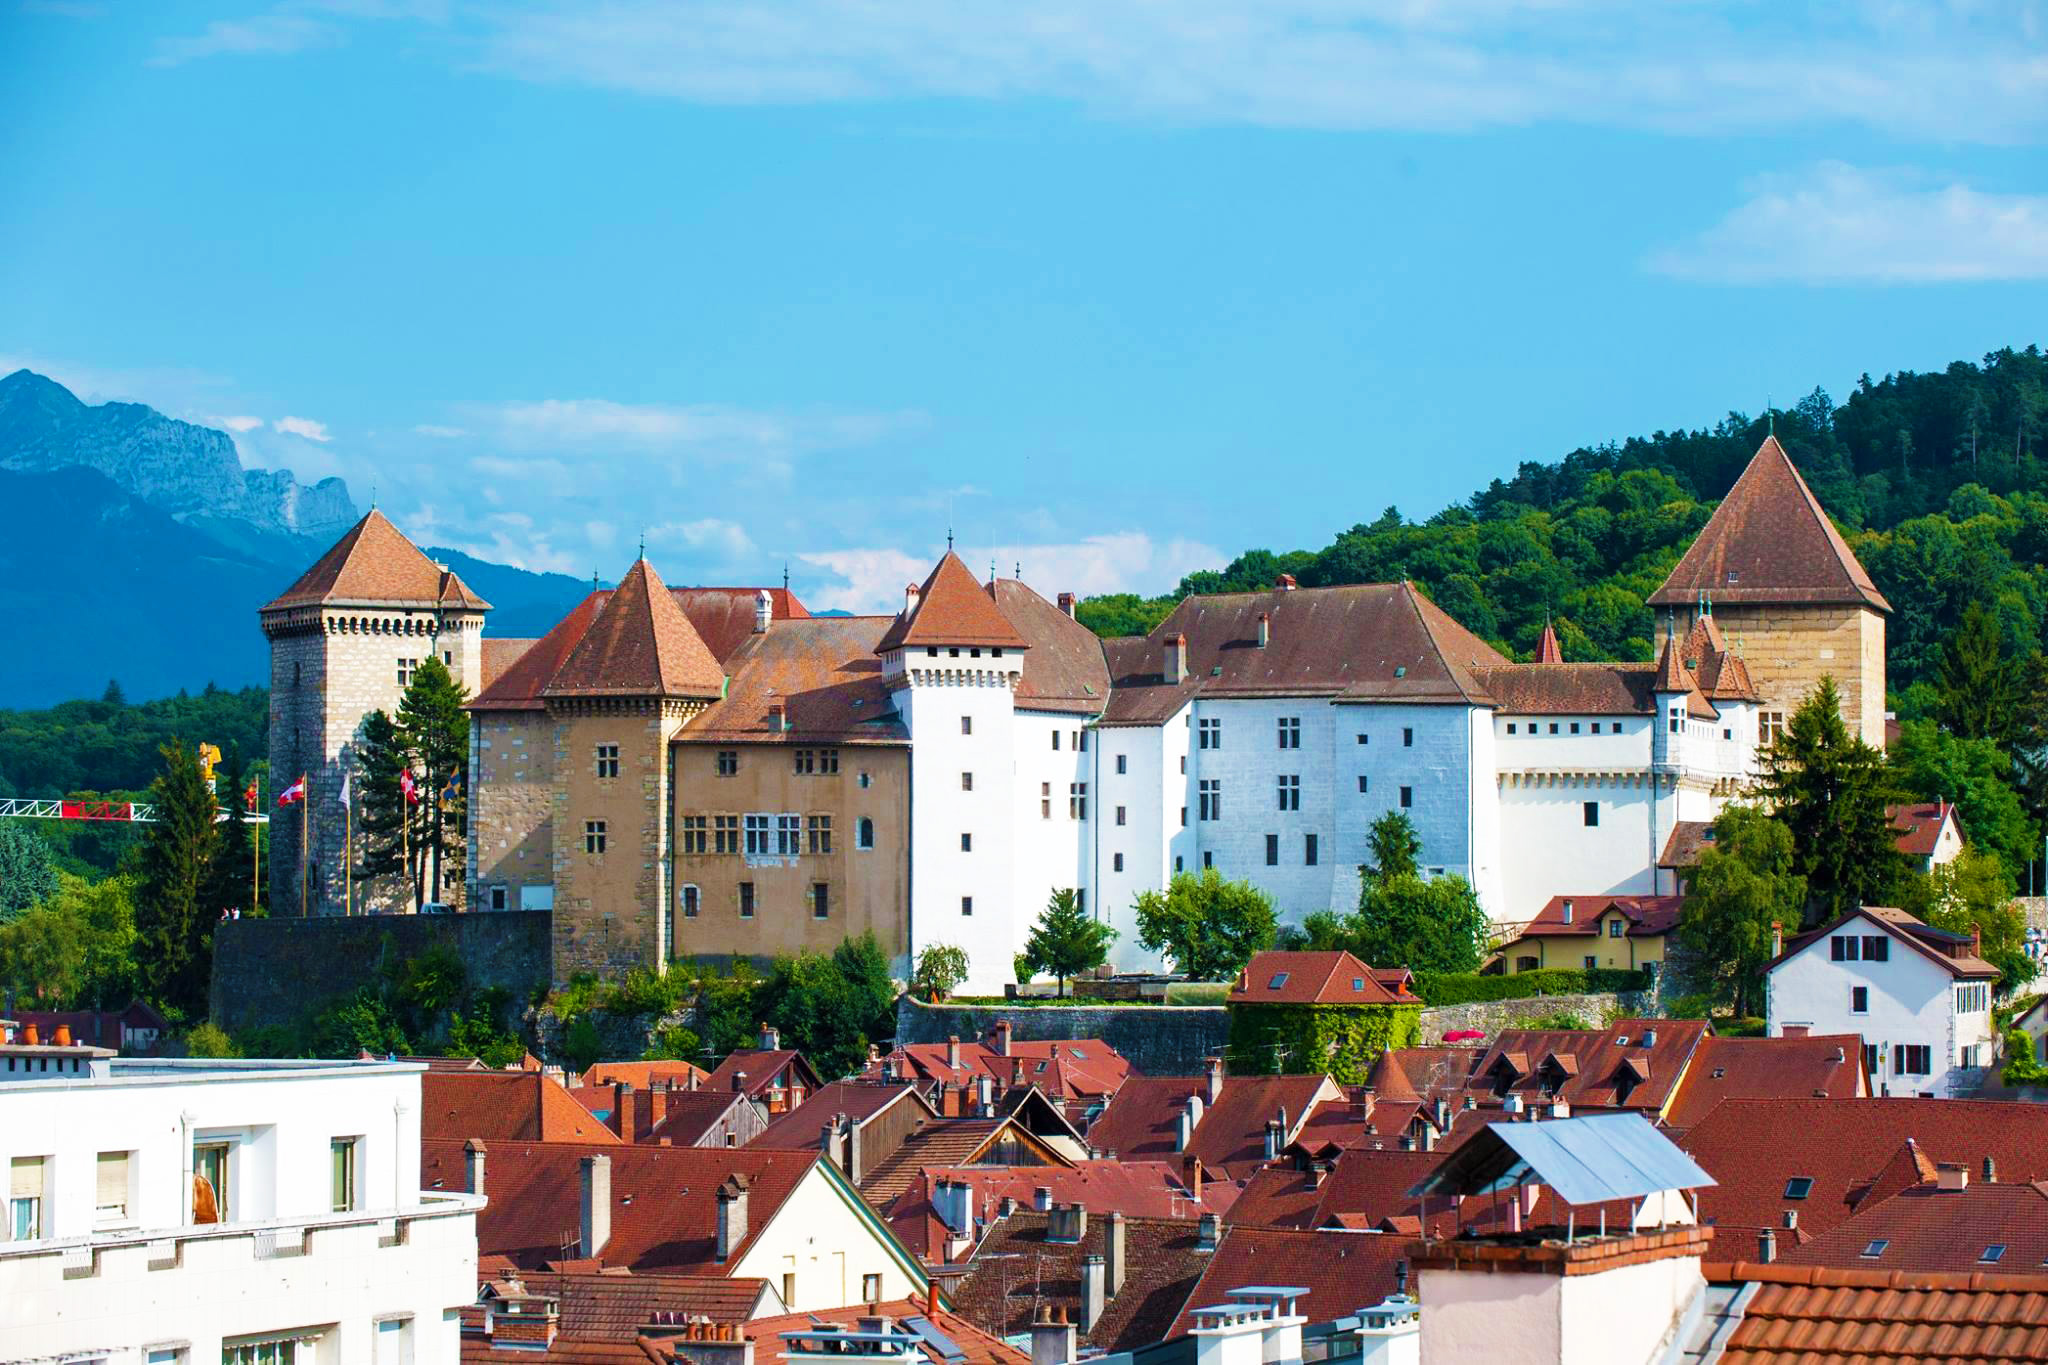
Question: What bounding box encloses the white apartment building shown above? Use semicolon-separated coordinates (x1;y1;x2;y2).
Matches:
1764;905;2001;1099
2;1037;481;1365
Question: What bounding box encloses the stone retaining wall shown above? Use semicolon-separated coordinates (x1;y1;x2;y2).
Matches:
1417;992;1649;1043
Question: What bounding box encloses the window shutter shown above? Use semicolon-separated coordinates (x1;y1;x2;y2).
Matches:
96;1152;129;1208
10;1157;44;1199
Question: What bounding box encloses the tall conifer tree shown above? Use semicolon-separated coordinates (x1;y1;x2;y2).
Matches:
136;739;221;1016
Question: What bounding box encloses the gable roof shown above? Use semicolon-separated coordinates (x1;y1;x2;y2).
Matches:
1780;1180;2048;1275
1098;581;1510;726
1649;435;1890;612
471;590;610;711
752;1080;935;1149
543;558;726;700
1085;1074;1340;1180
1166;1227;1410;1338
876;552;1029;652
989;579;1110;715
948;1212;1213;1355
1505;894;1686;941
1889;801;1964;858
1460;1019;1708;1114
579;1060;712;1091
1661;1034;1864;1132
741;1300;1027;1365
704;1049;823;1099
423;1071;625;1145
857;1117;1072;1205
1228;951;1412;1005
644;1090;759;1147
422;1139;821;1273
264;508;491;613
677;616;908;745
1772;905;1999;981
884;1161;1230;1262
489;1269;773;1333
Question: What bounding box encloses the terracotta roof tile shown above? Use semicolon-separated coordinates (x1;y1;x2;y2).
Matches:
643;1091;758;1147
1650;435;1890;612
672;587;811;665
1504;894;1685;941
509;1270;771;1333
990;580;1110;715
1459;1019;1708;1113
752;1081;933;1149
1166;1227;1408;1336
876;552;1029;652
741;1299;1027;1365
471;590;610;711
1365;1048;1480;1105
1479;662;1658;715
1099;581;1509;726
264;508;494;613
949;1212;1212;1354
1780;1181;2048;1275
704;1050;822;1101
423;1071;625;1145
868;1037;1133;1109
1660;820;1715;868
1700;1260;2048;1363
544;559;726;700
480;638;538;693
422;1138;820;1273
1889;801;1965;858
858;1118;1066;1205
1533;621;1563;663
580;1061;712;1091
886;1162;1230;1262
1662;1034;1865;1132
1086;1074;1339;1181
678;617;908;745
1227;951;1411;1005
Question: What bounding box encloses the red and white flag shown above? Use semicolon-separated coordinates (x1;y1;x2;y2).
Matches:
276;775;307;806
400;769;421;805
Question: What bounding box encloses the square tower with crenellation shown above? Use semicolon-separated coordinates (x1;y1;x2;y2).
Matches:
259;510;490;915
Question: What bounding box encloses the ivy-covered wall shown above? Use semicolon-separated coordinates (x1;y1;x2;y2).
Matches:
1227;1001;1422;1084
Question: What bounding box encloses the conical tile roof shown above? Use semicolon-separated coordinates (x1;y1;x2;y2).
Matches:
263;508;491;612
1650;436;1889;611
876;551;1028;652
543;559;725;700
1534;621;1563;663
1652;635;1697;694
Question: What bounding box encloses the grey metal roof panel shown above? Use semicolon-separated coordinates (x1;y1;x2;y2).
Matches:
1406;1112;1715;1207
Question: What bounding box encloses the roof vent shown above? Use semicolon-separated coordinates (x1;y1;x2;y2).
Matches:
1277;574;1297;590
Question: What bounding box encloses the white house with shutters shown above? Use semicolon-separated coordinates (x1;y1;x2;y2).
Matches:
1;1035;480;1365
1764;905;2001;1099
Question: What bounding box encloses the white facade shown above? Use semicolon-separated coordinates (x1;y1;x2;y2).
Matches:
1;1053;480;1365
731;1160;930;1311
1766;914;1998;1099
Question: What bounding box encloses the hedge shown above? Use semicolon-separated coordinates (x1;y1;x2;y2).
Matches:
1414;967;1650;1006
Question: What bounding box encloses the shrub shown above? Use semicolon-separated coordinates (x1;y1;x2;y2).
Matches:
186;1021;240;1058
1413;967;1650;1006
643;1024;702;1062
563;1016;604;1073
913;943;971;1002
2001;1027;2048;1086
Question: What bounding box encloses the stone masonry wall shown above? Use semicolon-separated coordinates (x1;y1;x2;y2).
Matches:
1417;991;1650;1043
210;909;551;1035
1660;603;1885;747
471;710;557;911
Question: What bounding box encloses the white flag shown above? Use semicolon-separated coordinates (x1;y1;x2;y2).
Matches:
339;767;352;811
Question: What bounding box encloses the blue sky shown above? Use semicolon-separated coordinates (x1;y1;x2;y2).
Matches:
4;2;2046;611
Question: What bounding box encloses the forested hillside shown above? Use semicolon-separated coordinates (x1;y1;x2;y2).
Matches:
1079;345;2048;708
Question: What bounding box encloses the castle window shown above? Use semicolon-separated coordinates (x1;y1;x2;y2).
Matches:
1113;852;1124;872
1203;851;1214;868
595;744;620;779
960;832;973;852
807;814;832;854
961;716;972;735
1761;710;1786;747
1583;802;1599;827
490;886;507;911
812;883;830;920
1069;783;1088;819
738;883;755;918
1277;775;1299;811
776;813;801;856
717;751;739;777
397;657;419;686
794;750;814;775
1549;722;1559;735
1041;782;1052;819
1198;780;1220;821
961;771;974;792
1175;856;1184;872
714;814;739;854
1403;728;1414;747
819;749;838;774
961;896;973;916
1358;775;1369;793
1278;717;1301;749
858;771;871;788
584;821;607;854
1305;833;1318;865
681;885;699;918
1077;731;1087;751
1198;718;1221;749
1116;754;1127;775
857;817;875;850
1569;722;1580;734
1507;723;1516;734
1266;834;1279;866
682;815;708;854
744;814;772;856
1399;786;1413;809
1115;805;1126;826
1052;730;1061;751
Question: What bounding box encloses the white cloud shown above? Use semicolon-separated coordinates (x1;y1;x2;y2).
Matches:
149;13;337;66
1650;163;2048;285
412;423;468;438
454;396;923;468
799;531;1217;614
274;415;333;442
209;414;265;433
651;517;758;562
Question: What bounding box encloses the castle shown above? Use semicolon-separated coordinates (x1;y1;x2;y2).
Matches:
263;436;1887;992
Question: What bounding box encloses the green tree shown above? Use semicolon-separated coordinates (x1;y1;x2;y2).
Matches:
912;943;971;1002
755;932;899;1079
1366;809;1422;880
0;822;59;921
204;746;260;918
1349;868;1490;975
1889;720;2038;879
1023;889;1117;996
1895;846;2038;997
1678;805;1806;1017
0;899;83;1005
1934;602;2021;741
1755;678;1906;923
397;657;470;906
1133;869;1278;980
135;739;221;1016
352;709;417;906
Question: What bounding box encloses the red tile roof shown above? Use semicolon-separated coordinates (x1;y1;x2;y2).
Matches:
505;1270;772;1333
741;1299;1027;1365
752;1081;934;1149
949;1212;1213;1354
1085;1074;1339;1181
1681;1099;2048;1249
1479;662;1660;715
868;1035;1133;1110
1503;894;1685;941
1889;801;1964;858
580;1061;712;1091
1779;1180;2048;1275
471;591;610;711
1662;1034;1865;1132
544;558;726;700
1659;820;1716;869
644;1091;758;1147
423;1139;822;1273
1699;1260;2048;1363
876;552;1029;652
1460;1019;1708;1113
1774;905;1999;981
704;1050;822;1101
857;1118;1072;1205
1649;435;1890;612
1227;951;1413;1005
677;617;909;745
1365;1048;1480;1105
1533;621;1563;663
1099;582;1509;725
263;508;492;613
888;1161;1231;1260
480;638;538;694
1166;1227;1408;1336
424;1071;626;1144
672;587;810;665
989;579;1110;715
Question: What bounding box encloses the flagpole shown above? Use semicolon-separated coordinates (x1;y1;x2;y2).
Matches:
252;774;261;915
298;771;308;918
345;788;353;917
403;773;412;913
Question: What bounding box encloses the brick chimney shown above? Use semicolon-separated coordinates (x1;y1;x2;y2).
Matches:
579;1154;611;1259
613;1082;636;1139
1165;633;1188;685
1256;613;1270;648
993;1020;1012;1056
1056;592;1077;619
1031;1306;1075;1365
648;1082;668;1135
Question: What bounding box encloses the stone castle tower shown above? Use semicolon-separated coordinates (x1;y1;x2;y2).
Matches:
1648;435;1890;747
259;510;491;915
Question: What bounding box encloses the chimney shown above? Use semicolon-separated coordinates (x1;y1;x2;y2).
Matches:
904;582;921;617
1984;1156;1998;1183
614;1081;636;1139
1175;1109;1194;1152
1185;1092;1205;1132
1183;1155;1204;1204
1206;1056;1225;1104
1561;900;1573;925
1263;1120;1282;1161
678;1323;755;1365
1770;920;1784;958
732;1069;748;1093
648;1083;668;1134
1757;1228;1777;1264
1307;1161;1328;1189
821;1120;839;1169
976;1073;994;1116
1165;633;1188;685
993;1020;1012;1056
1970;922;1982;956
843;1114;863;1186
579;1154;612;1259
1105;1210;1127;1296
1936;1162;1968;1192
465;1138;486;1196
1034;1184;1054;1213
1256;613;1270;649
1049;1202;1089;1243
1057;592;1077;619
1197;1211;1221;1251
754;588;773;634
947;1035;961;1070
1503;1094;1524;1115
1432;1097;1448;1130
1277;574;1297;591
716;1175;750;1260
1081;1255;1108;1333
1032;1306;1076;1365
1832;1045;1846;1064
